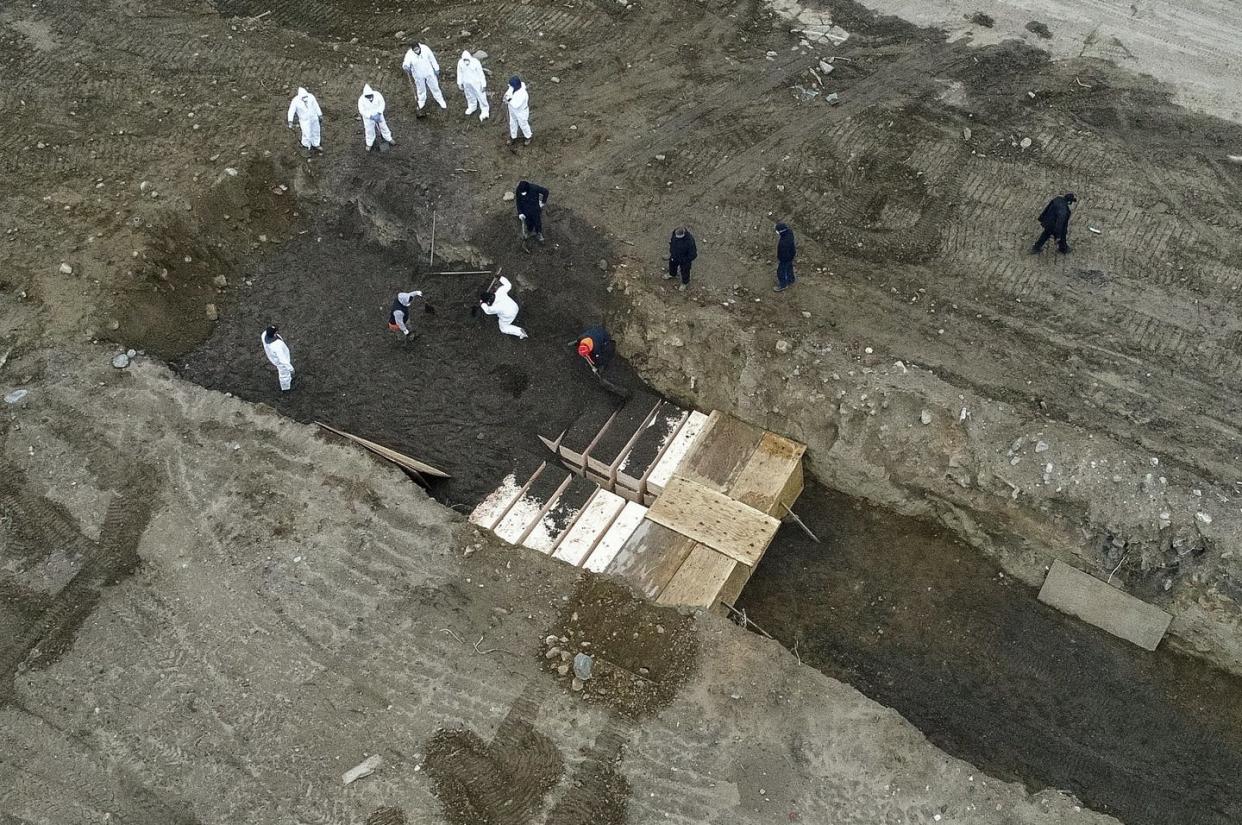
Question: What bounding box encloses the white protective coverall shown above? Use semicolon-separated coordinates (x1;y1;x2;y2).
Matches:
357;84;394;149
480;277;528;339
287;87;323;150
402;45;447;111
261;330;294;391
456;51;488;121
503;80;532;141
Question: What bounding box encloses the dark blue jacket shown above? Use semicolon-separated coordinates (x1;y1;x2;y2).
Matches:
578;325;615;369
1038;196;1073;238
669;231;698;263
515;181;549;218
776;223;797;262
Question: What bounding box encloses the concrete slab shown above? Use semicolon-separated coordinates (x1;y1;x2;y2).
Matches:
1038;560;1172;651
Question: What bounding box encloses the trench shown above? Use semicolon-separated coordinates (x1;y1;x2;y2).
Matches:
158;173;1242;825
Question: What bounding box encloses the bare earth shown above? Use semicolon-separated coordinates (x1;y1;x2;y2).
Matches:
2;0;1242;821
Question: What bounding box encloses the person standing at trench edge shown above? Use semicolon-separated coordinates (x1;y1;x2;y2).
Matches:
665;226;698;291
1030;192;1077;255
774;221;796;292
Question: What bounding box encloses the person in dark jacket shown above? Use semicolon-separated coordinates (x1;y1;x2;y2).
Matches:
1031;192;1077;255
575;325;615;372
515;180;549;242
665;226;698;290
774;222;796;292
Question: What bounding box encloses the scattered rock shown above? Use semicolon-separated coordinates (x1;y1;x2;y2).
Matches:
1020;137;1032;149
824;92;840;105
962;127;972;140
4;389;29;405
342;755;382;785
545;646;561;659
111;353;130;369
801;311;811;318
212;274;228;288
225;167;239;176
503;190;515;201
205;303;219;321
556;663;570;676
139;180;151;192
544;634;559;646
550;76;560;83
127;348;136;358
920;410;933;425
654;153;666;161
58;262;73;275
775;339;791;353
474;50;488;60
1034;440;1049;453
573;652;593;681
571;677;584;692
108;319;120;331
817;60;834;74
1196;512;1213;525
597;258;608;272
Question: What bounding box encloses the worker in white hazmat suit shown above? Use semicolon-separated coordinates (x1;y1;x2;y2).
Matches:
456;50;489;122
503;75;532;145
478;276;528;339
357;84;395;151
261;326;294;391
286;87;323;152
402;43;447;115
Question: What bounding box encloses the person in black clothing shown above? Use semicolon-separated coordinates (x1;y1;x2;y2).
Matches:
665;226;698;291
515;180;549;242
575;325;615;372
774;222;797;292
1031;192;1077;255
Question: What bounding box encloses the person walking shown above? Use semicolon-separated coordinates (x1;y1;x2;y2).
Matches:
456;50;489;122
665;226;698;291
286;87;323;153
1030;192;1077;255
261;326;294;391
515;180;549;242
503;75;532;145
774;222;797;292
402;42;447;116
387;290;425;338
479;276;528;339
575;325;615;373
357;84;396;151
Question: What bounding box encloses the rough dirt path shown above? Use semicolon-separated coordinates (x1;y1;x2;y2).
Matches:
740;485;1242;825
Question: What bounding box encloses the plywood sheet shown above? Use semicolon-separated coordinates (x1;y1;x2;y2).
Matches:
731;431;807;515
676;412;765;493
554;489;626;566
646;410;710;494
583;501;647;573
1038;560;1172;651
645;476;779;567
604;519;696;597
657;544;737;608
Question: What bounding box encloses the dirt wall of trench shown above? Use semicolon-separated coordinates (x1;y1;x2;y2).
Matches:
611;270;1242;676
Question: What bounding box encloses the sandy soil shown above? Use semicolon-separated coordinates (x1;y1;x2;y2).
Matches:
0;351;1117;825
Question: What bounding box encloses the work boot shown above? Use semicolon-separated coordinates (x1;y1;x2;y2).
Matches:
313;145;324;154
773;284;787;292
663;273;674;280
1029;244;1042;255
416;109;426;119
523;138;532;147
535;232;545;242
678;283;686;292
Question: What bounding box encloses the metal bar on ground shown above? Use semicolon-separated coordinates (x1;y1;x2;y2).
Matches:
780;502;820;543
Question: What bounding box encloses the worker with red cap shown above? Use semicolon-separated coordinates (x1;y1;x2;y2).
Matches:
575;325;615;373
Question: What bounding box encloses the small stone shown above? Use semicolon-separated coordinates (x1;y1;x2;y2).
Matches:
1034;440;1049;453
108;319;120;331
775;340;791;353
571;677;584;692
544;634;559;646
139;180;150;192
258;234;268;243
864;346;873;354
503;190;515;201
556;663;570;676
962;127;972;140
127;349;136;358
654;153;666;161
545;646;561;659
818;60;834;74
920;410;932;425
1196;512;1213;525
550;76;560;83
573;652;593;681
111;353;130;369
205;303;219;321
473;50;488;60
560;649;572;662
1112;475;1123;483
801;311;811;318
4;389;29;405
212;274;228;288
225;167;239;176
1010;438;1024;453
1020;137;1032;149
597;258;608;271
59;262;73;275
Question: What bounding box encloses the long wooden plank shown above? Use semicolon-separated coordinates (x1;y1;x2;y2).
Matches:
645;409;710;496
677;412;766;493
554;489;626;566
645;475;779;567
656;544;737;608
468;457;545;530
316;422;451;478
604;519;696;598
494;468;571;545
522;476;597;555
731;431;807;516
583;501;647;573
1038;560;1172;651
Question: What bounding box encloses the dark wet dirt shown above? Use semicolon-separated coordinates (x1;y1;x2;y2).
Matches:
738;484;1242;825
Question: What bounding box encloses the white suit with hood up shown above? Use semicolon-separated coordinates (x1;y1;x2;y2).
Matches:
480;276;527;339
261;329;294;391
503;79;532;141
402;44;447;110
287;87;323;149
456;51;488;121
357;84;394;148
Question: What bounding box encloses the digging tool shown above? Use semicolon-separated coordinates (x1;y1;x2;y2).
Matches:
469;268;503;318
424;269;493;276
429;210;437;267
780;502;820;543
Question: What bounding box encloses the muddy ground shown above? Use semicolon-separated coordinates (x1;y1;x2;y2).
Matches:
2;0;1242;821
